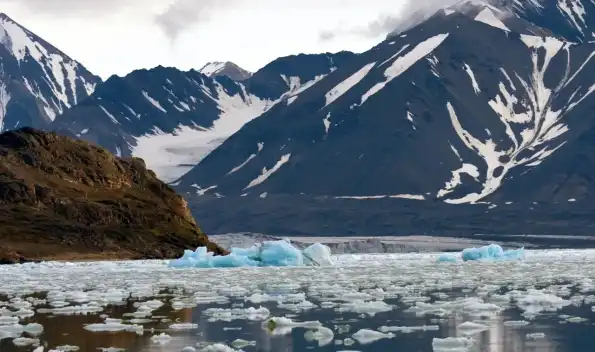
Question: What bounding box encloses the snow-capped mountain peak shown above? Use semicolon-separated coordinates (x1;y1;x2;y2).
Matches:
0;13;101;130
199;61;252;81
53;52;354;182
173;0;595;212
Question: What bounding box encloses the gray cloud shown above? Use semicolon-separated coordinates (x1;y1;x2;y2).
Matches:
154;0;236;43
319;0;502;42
318;14;403;42
0;0;235;42
358;15;403;38
318;30;336;42
0;0;134;17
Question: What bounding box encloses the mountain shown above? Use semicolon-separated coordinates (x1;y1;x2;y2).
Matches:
53;52;356;182
199;61;252;81
0;13;101;131
173;0;595;236
0;127;226;263
504;0;595;42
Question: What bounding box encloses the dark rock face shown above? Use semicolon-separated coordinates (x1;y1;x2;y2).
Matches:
0;13;101;131
0;127;226;263
171;0;595;237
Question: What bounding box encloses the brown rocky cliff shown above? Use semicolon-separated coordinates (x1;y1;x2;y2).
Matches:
0;127;227;263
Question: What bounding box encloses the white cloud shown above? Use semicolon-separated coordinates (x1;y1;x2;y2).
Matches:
0;0;418;79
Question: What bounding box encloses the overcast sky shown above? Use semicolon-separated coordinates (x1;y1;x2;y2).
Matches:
0;0;414;79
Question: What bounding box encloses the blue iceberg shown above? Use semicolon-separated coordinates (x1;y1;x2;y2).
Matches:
169;240;333;268
437;244;525;263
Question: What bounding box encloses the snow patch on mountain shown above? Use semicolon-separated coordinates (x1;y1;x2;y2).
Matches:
199;61;252;81
284;74;326;105
474;7;510;31
324;62;376;108
133;71;335;183
200;62;228;76
133;88;273;183
557;0;587;35
142;90;167;113
361;33;449;105
228;142;264;175
334;194;426;200
463;63;481;94
440;34;595;204
0;75;10;130
244;153;291;189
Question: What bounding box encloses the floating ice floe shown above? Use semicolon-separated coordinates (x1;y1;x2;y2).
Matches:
437;244;525;262
169;240;333;268
351;329;395;344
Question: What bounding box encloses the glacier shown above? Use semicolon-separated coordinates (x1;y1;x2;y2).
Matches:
169;240;333;268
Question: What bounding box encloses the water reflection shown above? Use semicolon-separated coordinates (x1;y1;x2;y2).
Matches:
447;311;558;352
0;294;589;352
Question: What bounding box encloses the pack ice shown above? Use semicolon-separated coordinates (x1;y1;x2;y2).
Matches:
169;240;333;268
438;244;525;262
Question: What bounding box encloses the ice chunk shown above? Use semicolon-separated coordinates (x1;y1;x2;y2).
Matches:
352;329;395;344
503;320;529;327
304;326;334;346
23;323;44;336
432;337;475;351
53;345;79;351
437;244;525;262
199;344;239;352
462;244;525;261
169;323;198;330
379;325;439;333
231;339;256;349
516;289;571;317
84;322;143;334
151;333;172;345
302;243;333;266
527;332;546;339
204;307;270;322
12;337;39;346
457;321;488;335
263;317;323;336
169;241;333;268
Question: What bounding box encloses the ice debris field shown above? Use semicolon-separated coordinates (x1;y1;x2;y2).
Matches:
1;245;594;351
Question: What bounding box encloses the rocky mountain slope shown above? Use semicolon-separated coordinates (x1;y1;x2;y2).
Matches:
0;13;101;131
172;0;595;235
52;52;355;182
0;127;225;263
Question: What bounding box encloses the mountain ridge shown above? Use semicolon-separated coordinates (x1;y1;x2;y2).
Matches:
4;1;595;238
168;0;595;236
0;13;101;130
52;51;356;182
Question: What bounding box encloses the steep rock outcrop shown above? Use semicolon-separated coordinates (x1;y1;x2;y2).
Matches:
0;127;225;262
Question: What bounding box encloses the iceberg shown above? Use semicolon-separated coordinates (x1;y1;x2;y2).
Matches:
437;244;525;263
462;244;525;261
169;240;333;269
